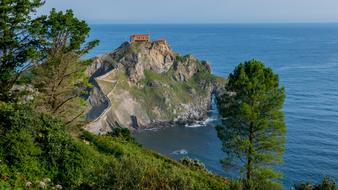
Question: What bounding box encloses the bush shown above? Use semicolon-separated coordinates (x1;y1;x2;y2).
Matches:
227;179;282;190
179;157;208;172
107;128;136;143
0;103;228;189
294;177;337;190
0;103;103;189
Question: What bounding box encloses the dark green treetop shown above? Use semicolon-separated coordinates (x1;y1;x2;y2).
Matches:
0;0;45;101
32;9;99;124
39;8;99;56
216;59;286;189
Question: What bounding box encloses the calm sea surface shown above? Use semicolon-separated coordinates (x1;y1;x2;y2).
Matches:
87;24;338;189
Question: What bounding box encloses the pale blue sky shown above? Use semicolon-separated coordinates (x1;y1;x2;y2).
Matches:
39;0;338;23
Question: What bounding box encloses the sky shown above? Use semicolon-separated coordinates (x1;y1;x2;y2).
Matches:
38;0;338;24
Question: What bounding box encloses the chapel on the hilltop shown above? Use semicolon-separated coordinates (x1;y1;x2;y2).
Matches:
130;34;150;42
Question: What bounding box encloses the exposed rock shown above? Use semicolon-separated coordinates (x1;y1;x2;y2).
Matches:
85;41;226;133
10;84;39;104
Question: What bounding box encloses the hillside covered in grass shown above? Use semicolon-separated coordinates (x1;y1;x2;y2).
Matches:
0;103;228;190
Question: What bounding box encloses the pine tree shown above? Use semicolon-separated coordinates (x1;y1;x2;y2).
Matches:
32;9;99;124
216;60;286;189
0;0;45;101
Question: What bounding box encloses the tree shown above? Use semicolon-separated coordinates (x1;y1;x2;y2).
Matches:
32;9;99;124
0;0;45;101
216;60;286;189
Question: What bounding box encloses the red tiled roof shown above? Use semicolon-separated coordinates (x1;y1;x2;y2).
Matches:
131;34;149;37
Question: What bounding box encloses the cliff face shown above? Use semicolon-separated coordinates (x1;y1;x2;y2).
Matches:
86;41;225;133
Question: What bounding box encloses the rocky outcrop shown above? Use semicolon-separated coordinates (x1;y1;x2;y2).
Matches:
85;41;226;134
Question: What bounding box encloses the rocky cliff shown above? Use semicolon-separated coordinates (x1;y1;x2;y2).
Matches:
85;40;225;133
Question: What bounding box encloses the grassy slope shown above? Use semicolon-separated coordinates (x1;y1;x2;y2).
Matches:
0;104;228;190
82;132;228;190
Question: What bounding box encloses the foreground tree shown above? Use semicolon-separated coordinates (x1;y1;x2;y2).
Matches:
32;9;99;124
0;0;45;101
216;60;286;189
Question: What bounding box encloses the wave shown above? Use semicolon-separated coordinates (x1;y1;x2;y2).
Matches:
185;118;219;128
144;128;160;132
171;149;188;155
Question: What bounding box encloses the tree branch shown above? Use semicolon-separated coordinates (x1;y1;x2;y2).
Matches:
52;95;77;113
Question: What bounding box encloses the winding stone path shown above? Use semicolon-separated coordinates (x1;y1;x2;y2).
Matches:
86;69;118;133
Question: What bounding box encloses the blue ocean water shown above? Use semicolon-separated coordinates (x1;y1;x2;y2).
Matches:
87;24;338;189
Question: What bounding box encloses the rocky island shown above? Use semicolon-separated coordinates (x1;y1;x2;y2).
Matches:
85;39;226;133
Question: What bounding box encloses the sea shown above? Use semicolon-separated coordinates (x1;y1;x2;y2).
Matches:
86;24;338;189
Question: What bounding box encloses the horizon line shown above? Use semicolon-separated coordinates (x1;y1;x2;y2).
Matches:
88;21;338;25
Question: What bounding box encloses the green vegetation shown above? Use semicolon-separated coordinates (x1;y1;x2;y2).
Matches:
1;1;337;190
0;0;45;101
0;4;228;189
0;2;228;189
107;128;136;143
216;60;286;189
31;9;99;125
126;58;217;120
179;157;208;172
226;179;282;190
294;177;337;190
0;103;228;190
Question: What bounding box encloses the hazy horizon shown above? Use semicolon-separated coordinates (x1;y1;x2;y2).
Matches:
38;0;338;24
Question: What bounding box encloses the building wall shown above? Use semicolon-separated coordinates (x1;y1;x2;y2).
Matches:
131;35;150;42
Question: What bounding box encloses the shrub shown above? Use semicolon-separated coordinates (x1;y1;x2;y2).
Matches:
0;104;100;189
0;103;228;189
179;157;208;172
294;177;337;190
227;179;282;190
107;128;136;143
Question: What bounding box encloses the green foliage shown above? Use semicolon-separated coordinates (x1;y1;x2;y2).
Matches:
0;0;45;101
1;2;316;190
175;55;188;62
31;9;99;125
179;157;208;172
126;57;217;120
228;179;282;190
39;8;99;55
82;132;228;190
216;60;286;188
294;177;337;190
107;128;136;143
0;103;103;188
0;103;228;189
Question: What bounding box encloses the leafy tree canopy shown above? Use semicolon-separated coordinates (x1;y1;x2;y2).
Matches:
0;0;45;101
31;9;99;125
39;8;99;56
216;60;286;189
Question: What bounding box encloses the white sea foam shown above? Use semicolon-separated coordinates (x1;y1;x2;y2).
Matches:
171;149;188;155
185;123;204;128
184;118;219;128
144;128;160;132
